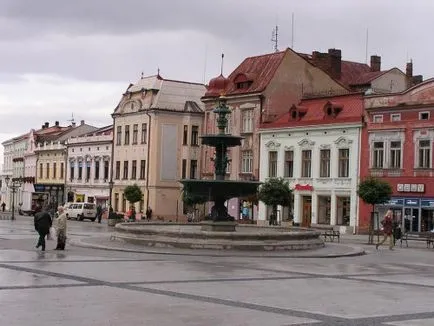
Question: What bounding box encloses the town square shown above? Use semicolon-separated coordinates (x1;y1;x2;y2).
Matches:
2;1;434;325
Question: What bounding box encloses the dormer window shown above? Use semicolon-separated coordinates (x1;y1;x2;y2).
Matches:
236;81;253;89
419;112;430;120
323;101;343;118
289;105;307;121
234;73;254;90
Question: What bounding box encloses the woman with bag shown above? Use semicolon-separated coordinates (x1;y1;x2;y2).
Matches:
376;209;394;250
54;206;67;250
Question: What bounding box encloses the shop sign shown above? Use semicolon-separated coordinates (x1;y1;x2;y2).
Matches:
34;184;45;192
404;198;420;206
397;183;425;193
421;199;434;207
382;198;404;206
294;184;314;191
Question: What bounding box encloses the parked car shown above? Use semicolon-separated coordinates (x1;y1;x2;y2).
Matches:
65;202;97;221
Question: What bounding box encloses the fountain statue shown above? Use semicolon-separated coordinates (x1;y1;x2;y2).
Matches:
180;96;261;231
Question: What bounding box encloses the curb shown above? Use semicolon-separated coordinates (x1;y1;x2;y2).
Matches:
69;237;366;259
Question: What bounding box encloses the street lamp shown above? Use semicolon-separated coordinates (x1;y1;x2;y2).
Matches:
5;176;23;221
108;181;114;209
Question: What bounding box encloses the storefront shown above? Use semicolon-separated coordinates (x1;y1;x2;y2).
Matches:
378;197;434;232
33;184;64;209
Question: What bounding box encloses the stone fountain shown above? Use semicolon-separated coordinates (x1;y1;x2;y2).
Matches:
180;97;261;232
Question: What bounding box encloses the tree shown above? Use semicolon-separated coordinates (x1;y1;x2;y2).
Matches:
123;184;143;205
358;177;392;244
258;177;292;225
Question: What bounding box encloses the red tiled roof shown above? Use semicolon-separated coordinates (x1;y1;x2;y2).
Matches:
261;93;363;129
224;50;287;96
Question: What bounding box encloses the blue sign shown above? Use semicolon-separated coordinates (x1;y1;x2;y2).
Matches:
404;198;420;206
380;198;404;206
34;184;45;192
421;199;434;207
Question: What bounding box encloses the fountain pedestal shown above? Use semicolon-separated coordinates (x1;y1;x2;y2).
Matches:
201;221;237;232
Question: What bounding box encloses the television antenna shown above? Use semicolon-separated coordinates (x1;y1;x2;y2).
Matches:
67;113;75;125
271;25;279;52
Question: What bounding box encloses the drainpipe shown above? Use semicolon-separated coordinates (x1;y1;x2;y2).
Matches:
109;114;115;209
144;110;152;210
63;144;68;204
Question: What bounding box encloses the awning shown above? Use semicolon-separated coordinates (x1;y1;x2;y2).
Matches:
23;183;35;193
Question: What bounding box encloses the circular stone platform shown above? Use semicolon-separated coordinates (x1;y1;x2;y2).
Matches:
112;223;324;251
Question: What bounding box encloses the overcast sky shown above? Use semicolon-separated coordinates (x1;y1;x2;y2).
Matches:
0;0;432;161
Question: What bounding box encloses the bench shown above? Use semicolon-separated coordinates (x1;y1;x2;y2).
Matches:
311;224;340;243
400;232;434;248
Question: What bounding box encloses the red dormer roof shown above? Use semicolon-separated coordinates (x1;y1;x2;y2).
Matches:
224;50;287;96
261;93;363;129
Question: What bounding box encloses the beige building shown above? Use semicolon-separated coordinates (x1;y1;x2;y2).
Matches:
112;74;206;219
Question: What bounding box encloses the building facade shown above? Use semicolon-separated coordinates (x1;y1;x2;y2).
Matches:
112;74;205;218
201;48;348;220
360;78;434;233
259;94;364;233
65;125;113;206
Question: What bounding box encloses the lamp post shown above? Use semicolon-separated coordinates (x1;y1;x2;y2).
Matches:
5;176;23;221
108;181;114;209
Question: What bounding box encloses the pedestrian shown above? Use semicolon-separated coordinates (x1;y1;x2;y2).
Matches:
54;206;67;250
146;206;152;221
34;208;52;251
96;205;102;223
128;205;136;222
376;209;394;250
1;202;5;212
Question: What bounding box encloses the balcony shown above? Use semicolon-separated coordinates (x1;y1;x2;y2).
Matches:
413;168;434;177
67;134;112;144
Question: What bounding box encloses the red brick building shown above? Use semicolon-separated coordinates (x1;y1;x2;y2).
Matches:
360;79;434;233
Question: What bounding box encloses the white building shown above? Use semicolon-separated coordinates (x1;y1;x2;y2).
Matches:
258;94;363;233
65;125;112;207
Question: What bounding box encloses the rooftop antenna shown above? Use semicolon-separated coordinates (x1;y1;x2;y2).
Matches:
365;28;369;64
67;113;75;125
157;67;160;76
291;12;295;49
271;25;279;52
141;71;144;79
220;53;224;75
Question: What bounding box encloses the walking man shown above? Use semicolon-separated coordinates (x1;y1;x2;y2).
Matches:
1;202;5;212
376;209;394;250
146;206;152;221
34;208;52;251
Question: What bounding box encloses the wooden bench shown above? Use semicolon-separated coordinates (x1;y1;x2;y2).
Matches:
311;224;340;243
400;232;434;248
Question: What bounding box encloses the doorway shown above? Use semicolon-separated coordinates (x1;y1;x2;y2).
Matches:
403;208;419;232
302;196;312;228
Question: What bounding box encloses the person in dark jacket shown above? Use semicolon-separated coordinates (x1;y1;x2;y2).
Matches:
376;209;394;250
34;209;52;251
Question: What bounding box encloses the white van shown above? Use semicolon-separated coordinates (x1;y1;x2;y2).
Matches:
65;202;97;221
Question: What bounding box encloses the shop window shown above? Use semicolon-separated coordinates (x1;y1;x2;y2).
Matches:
317;196;331;224
337;197;350;225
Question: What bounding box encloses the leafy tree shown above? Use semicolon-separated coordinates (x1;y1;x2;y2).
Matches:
258;177;292;223
358;177;392;243
123;184;143;205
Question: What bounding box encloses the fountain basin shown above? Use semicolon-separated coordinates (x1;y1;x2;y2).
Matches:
180;179;261;200
113;223;324;251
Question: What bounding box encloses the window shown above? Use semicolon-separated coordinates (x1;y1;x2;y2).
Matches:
301;150;312;178
95;160;100;179
123;161;129;179
419;112;430;120
131;160;137;179
70;164;74;180
124;125;130;145
242;109;253;133
141;123;147;144
390;141;401;168
320;149;331;177
284;151;294;178
241;151;253;173
115;161;120;179
190;160;198;179
418;140;431;168
372;142;384;168
116;126;122;145
78;162;83;179
60;162;64;179
114;193;119;212
182;159;187;179
46;163;50;179
132;124;138;144
86;161;91;180
268;151;278;177
373;115;383;123
191;125;199;146
183;125;188;145
338;149;349;177
39;163;43;179
53;162;57;179
391;114;401;122
140;160;146;179
104;161;109;180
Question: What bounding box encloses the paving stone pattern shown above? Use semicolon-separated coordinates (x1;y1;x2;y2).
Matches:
0;217;433;325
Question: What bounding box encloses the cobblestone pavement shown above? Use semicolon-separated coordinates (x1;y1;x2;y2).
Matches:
0;216;434;325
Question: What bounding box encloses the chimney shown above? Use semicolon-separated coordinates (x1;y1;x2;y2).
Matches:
55;121;59;127
41;124;45;129
328;48;342;80
370;55;381;72
72;122;76;127
44;122;49;128
406;61;413;78
80;120;85;125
